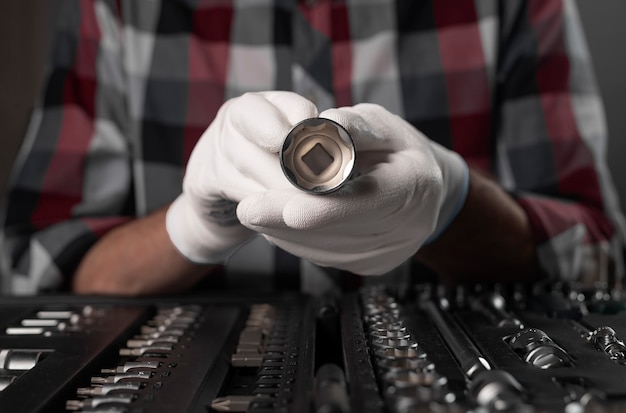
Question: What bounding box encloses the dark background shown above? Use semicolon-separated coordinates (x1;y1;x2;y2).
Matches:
0;1;624;284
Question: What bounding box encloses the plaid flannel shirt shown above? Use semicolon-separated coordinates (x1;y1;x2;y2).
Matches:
1;0;624;294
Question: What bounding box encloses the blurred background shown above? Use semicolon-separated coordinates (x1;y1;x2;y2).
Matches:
0;1;624;279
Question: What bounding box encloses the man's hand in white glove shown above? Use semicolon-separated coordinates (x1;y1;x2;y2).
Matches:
166;91;318;264
237;103;469;275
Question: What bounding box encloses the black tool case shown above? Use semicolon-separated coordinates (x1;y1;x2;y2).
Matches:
1;281;626;413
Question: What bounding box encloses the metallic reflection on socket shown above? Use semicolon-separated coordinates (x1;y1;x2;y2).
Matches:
281;118;356;194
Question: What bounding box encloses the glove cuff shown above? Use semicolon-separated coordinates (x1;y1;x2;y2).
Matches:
424;145;470;244
166;194;248;264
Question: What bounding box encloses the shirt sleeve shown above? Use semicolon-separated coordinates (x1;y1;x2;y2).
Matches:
496;0;626;287
0;0;133;294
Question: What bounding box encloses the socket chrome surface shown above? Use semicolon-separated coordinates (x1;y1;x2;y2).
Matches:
280;118;355;194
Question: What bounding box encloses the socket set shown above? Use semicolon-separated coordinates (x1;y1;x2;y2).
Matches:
1;280;626;412
341;281;626;413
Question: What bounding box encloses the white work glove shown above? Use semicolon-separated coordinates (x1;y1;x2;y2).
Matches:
166;91;318;263
237;103;469;275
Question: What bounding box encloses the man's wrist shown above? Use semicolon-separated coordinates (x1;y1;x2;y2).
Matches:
415;168;541;284
424;147;470;245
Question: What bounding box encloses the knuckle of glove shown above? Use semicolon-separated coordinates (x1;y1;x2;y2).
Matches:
230;91;317;153
199;197;240;227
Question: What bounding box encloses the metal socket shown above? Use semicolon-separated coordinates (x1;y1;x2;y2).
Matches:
280;118;356;194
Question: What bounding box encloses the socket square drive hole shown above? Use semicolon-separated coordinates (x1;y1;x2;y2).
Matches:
302;143;334;176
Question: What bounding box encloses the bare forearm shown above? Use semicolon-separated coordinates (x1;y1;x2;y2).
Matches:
72;206;215;296
415;168;542;285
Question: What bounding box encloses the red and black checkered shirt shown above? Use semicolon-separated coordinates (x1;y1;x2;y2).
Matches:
1;0;624;293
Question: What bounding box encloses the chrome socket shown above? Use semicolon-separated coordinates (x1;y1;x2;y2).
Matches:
281;118;356;194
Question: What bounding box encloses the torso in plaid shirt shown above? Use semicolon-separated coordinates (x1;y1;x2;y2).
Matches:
2;0;624;294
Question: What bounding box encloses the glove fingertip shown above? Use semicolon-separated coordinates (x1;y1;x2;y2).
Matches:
235;196;262;227
282;206;308;230
282;196;332;230
238;191;294;229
